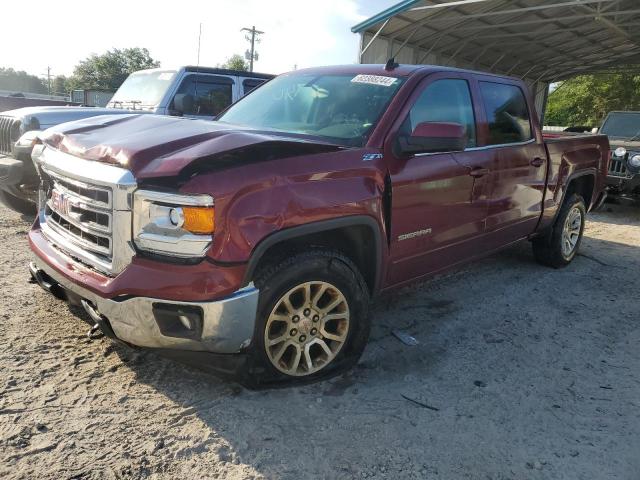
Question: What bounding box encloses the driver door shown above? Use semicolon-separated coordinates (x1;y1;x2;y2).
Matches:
385;74;490;286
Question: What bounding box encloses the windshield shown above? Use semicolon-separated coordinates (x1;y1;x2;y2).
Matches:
108;70;177;110
218;73;405;147
600;112;640;139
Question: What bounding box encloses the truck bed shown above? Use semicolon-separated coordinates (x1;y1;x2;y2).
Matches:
538;133;609;231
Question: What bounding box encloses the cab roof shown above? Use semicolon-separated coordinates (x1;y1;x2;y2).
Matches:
288;63;521;81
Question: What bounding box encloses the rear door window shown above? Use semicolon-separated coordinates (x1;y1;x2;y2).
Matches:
402;78;477;148
479;82;532;145
173;74;234;116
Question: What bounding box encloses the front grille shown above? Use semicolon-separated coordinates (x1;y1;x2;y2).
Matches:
36;146;137;276
609;156;633;178
43;170;113;266
0;116;21;156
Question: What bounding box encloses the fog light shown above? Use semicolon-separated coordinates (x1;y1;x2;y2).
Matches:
152;303;203;340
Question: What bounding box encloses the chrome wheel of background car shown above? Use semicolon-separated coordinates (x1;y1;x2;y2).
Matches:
561;206;583;258
264;281;350;376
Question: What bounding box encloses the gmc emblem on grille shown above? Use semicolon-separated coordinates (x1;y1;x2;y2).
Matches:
51;190;70;216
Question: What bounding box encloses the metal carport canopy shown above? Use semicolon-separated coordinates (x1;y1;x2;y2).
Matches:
352;0;640;118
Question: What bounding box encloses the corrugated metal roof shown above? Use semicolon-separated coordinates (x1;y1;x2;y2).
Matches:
353;0;640;82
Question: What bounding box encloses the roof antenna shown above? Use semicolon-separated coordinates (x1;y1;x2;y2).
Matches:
385;57;399;71
194;22;202;114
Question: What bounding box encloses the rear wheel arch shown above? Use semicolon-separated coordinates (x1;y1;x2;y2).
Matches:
559;170;596;214
243;216;384;294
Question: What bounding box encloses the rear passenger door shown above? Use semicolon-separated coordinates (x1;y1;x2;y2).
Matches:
170;74;235;118
475;80;547;242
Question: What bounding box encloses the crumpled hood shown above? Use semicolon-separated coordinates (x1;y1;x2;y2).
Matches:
41;114;345;179
2;105;145;130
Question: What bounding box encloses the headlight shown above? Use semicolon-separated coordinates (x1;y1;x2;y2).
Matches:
614;147;627;157
133;190;215;258
629;155;640;168
15;130;42;148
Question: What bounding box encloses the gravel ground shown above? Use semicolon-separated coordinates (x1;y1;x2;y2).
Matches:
0;203;639;480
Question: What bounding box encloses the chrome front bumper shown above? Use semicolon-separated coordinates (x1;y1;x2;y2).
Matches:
30;259;260;354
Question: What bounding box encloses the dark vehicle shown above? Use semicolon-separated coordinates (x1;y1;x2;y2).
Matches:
0;66;272;214
564;126;593;133
598;111;640;197
29;64;608;387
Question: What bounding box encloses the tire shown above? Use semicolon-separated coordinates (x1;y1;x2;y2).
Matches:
0;190;37;216
532;193;586;268
245;249;370;387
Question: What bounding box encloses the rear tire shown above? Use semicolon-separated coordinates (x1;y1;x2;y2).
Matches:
532;193;586;268
245;249;370;388
0;190;36;216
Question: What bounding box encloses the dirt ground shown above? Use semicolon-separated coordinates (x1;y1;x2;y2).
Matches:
0;202;639;480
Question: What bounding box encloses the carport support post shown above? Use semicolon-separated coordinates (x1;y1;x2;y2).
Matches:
360;19;391;59
535;83;550;126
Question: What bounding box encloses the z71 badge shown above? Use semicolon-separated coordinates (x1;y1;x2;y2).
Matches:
362;153;383;161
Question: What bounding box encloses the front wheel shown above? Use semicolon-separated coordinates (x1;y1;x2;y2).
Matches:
532;193;586;268
247;250;370;387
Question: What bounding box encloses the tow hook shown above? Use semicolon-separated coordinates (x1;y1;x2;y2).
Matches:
87;323;104;340
81;299;105;340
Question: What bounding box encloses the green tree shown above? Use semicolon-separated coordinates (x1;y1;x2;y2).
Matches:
546;74;640;127
52;75;68;96
219;54;249;71
0;68;47;94
69;48;160;91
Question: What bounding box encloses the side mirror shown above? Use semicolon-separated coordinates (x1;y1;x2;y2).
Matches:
397;122;466;156
172;93;194;116
591;127;599;134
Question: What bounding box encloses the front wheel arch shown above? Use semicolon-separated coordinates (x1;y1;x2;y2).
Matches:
242;216;384;294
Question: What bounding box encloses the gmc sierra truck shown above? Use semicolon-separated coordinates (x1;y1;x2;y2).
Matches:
0;66;272;214
28;64;608;386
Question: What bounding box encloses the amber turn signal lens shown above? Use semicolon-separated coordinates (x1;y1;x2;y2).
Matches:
182;207;215;234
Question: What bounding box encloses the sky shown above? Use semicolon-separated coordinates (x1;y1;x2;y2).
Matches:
1;0;394;79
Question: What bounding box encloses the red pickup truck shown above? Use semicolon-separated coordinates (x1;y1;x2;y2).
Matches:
28;65;608;386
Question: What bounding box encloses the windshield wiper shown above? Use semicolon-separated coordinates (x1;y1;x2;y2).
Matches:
628;127;640;142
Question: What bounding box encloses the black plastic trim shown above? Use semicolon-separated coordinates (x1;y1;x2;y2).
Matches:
242;215;384;293
183;66;274;80
554;169;597;222
148;348;248;380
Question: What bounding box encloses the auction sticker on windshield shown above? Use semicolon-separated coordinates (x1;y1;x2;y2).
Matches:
351;75;398;87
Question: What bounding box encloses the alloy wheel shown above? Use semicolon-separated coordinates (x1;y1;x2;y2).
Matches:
264;281;350;376
561;206;583;258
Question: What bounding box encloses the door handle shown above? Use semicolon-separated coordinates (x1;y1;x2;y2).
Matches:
469;167;489;178
531;157;545;167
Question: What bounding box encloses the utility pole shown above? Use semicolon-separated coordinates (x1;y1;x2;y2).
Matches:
241;26;264;72
196;23;202;66
43;66;52;95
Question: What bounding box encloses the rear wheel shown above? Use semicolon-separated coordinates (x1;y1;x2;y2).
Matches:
532;193;586;268
0;190;36;216
246;250;370;387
